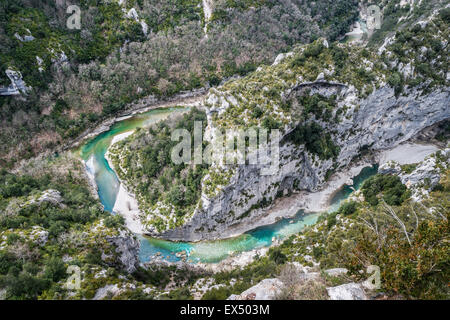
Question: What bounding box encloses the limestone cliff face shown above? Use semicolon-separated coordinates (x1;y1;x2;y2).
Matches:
150;82;449;241
140;12;449;240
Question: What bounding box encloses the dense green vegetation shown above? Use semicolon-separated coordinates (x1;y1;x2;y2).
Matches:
283;94;341;162
361;173;411;206
0;0;360;167
285;121;340;161
298;93;338;122
144;0;203;33
109;108;209;232
0;0;145;89
0;154;133;299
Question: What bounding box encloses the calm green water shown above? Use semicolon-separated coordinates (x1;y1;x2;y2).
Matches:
79;107;377;264
139;211;320;263
79;107;188;212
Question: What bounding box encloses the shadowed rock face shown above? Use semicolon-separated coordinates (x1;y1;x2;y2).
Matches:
150;82;449;241
228;278;284;300
106;230;140;273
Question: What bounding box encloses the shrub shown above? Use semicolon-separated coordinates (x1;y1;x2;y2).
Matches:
361;174;410;206
269;247;287;265
44;257;66;282
104;214;125;229
202;286;232;300
337;201;358;216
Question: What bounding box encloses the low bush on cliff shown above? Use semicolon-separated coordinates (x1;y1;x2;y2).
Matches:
286;121;340;161
0;154;134;299
361;174;410;206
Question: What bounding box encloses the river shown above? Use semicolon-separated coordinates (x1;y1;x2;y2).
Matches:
79;107;377;264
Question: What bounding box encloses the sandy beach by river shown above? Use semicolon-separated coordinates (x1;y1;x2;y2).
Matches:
104;131;145;234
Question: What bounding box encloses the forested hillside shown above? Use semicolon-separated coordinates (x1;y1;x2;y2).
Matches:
0;0;359;167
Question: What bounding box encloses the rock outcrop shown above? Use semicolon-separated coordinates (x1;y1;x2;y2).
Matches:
379;149;449;200
324;268;348;277
31;189;64;207
326;283;367;300
106;230;140;273
227;278;284;300
0;69;30;96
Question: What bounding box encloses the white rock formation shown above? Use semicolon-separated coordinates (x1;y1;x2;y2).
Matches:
326;283;367;300
324;268;348;277
93;284;120;300
0;69;30;95
227;278;283;300
30;189;64;207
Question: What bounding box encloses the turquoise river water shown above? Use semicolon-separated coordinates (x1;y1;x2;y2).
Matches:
79;107;377;264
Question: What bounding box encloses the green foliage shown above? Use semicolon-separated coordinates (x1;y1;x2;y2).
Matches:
330;44;349;70
205;256;279;298
43;257;66;282
0;272;50;299
387;72;403;96
440;7;450;22
201;286;232;300
286;122;340;160
0;252;20;275
298;93;337;122
361;174;410;206
346;200;450;299
261;116;282;130
337;200;358;216
303;41;326;58
401;163;418;174
104;214;125;229
109;108;209;232
269;247;287;265
0;156;132;300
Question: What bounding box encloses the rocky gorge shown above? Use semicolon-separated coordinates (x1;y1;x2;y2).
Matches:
152;83;448;241
102;7;450;244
